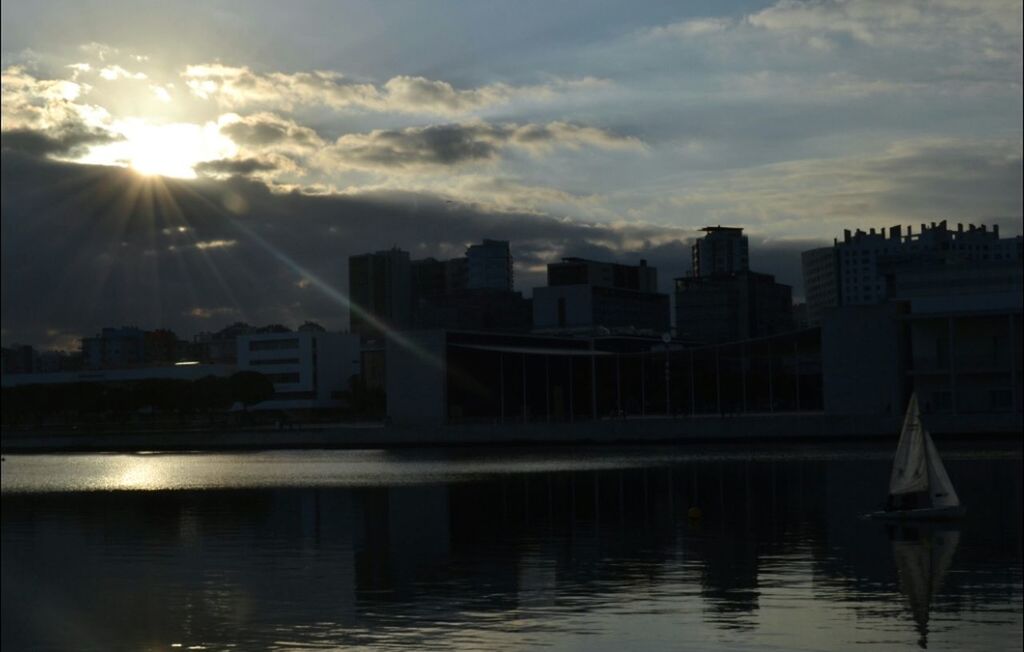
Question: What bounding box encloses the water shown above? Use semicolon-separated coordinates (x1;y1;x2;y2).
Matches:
2;444;1021;651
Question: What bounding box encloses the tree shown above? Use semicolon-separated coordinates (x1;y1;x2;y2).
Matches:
228;371;274;409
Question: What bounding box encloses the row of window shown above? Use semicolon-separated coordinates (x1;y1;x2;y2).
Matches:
249;338;300;351
249;358;300;366
265;372;302;384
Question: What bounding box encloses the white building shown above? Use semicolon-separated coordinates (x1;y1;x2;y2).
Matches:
236;330;361;410
837;221;1020;306
802;221;1022;323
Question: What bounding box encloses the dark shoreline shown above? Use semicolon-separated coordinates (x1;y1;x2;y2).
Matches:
3;412;1021;454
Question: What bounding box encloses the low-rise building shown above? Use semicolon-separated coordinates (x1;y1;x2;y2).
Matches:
386;329;820;426
236;330;361;410
0;362;236;387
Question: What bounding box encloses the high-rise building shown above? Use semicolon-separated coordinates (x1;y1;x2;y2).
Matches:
675;227;792;344
411;258;449;303
533;258;669;333
466;239;513;290
348;247;412;338
692;226;749;278
801;247;839;326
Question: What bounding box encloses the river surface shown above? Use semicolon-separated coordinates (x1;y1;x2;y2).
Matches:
2;444;1021;651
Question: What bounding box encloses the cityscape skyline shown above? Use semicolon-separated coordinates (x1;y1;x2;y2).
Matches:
3;0;1021;350
1;216;1020;351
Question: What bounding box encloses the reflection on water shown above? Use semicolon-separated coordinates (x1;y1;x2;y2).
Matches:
889;525;960;650
1;446;1021;651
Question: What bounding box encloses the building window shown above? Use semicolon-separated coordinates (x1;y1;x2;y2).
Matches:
250;358;300;365
249;338;300;351
265;372;301;384
930;391;953;412
991;389;1012;410
557;298;567;328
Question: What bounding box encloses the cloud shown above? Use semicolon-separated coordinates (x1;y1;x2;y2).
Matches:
658;137;1023;233
181;63;611;115
188;306;239;319
641;1;1021;94
195;157;279;177
646;17;732;39
191;239;238;250
0;150;705;346
1;67;122;159
98;65;147;81
329;121;643;170
1;125;120;156
747;0;1021;48
218;112;323;150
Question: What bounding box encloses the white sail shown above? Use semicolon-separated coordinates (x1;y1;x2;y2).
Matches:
889;394;929;496
923;430;960;508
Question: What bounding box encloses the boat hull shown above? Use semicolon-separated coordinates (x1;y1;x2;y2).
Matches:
866;506;967;521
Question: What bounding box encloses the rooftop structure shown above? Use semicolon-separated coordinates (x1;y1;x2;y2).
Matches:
534;258;668;334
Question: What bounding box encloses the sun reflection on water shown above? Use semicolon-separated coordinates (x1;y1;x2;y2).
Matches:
108;457;165;491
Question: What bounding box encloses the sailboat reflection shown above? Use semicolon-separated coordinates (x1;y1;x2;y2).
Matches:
887;524;961;649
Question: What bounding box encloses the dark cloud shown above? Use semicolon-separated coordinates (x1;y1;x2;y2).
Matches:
333;124;500;168
1;148;805;348
219;113;321;148
195;157;278;176
332;121;641;169
1;125;121;157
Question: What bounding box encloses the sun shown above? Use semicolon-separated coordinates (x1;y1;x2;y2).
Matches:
78;118;238;179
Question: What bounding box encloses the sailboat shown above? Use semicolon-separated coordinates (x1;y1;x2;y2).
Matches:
868;394;966;520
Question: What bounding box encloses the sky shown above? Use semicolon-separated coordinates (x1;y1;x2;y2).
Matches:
2;0;1022;348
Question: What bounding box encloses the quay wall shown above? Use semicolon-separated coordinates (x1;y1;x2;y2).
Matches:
2;412;1020;453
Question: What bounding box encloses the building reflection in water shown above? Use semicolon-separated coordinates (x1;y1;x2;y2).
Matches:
1;449;1020;650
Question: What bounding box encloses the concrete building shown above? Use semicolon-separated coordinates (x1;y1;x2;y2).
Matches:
801;247;839;326
411;257;449;304
81;327;146;369
674;272;793;345
386;329;820;426
692;226;749;278
237;330;361;410
193;322;256;364
820;259;1023;418
803;221;1022;318
1;345;37;374
466;239;513;290
411;244;528;332
349;247;412;338
416;289;532;332
891;260;1022;415
533;258;669;333
546;257;658;292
